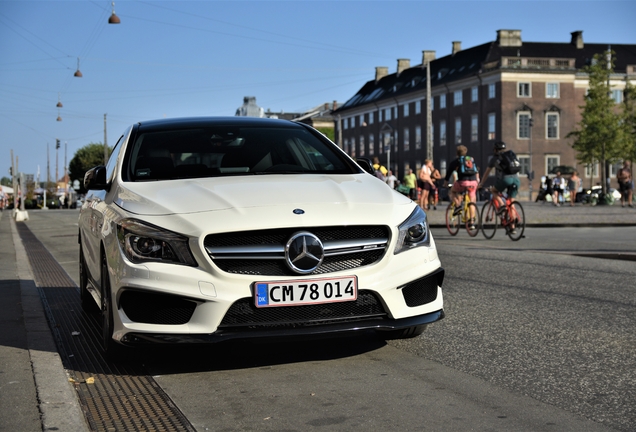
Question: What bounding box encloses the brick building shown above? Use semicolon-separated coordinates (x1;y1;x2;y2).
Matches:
332;29;636;199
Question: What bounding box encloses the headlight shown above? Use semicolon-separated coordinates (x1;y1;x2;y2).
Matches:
117;219;197;266
394;206;430;255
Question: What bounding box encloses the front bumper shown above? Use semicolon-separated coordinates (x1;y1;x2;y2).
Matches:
120;309;445;345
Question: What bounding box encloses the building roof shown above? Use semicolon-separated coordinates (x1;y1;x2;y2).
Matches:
334;30;636;113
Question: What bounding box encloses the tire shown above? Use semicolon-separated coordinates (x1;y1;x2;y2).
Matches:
481;201;498;239
445;203;460;236
506;201;526;241
79;242;94;313
100;252;128;361
465;202;480;237
379;325;427;340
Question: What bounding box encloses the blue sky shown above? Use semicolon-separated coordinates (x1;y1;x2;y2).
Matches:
1;0;635;182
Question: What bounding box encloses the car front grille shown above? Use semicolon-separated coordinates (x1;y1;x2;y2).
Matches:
120;290;197;325
400;268;444;307
204;226;390;276
219;290;386;329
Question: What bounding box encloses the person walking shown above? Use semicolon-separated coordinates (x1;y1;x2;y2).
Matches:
403;168;417;201
617;161;633;207
418;160;436;209
385;170;398;189
552;171;563;206
568;171;581;206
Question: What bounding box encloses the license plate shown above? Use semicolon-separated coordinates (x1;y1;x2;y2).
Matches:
254;276;357;308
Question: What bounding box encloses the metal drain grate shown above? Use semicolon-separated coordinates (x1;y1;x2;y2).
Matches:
16;223;196;432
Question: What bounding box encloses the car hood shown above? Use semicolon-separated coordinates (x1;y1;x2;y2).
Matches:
114;174;410;216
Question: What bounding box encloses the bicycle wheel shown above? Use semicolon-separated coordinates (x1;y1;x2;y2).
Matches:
506;201;526;241
480;201;497;239
445;203;460;236
465;202;480;237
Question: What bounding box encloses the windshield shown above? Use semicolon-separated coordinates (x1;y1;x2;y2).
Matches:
124;126;357;181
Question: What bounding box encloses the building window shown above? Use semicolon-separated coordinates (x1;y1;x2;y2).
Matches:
378;110;383;122
487;113;496;140
440;120;446;146
344;138;349;155
369;111;374;125
454;90;463;106
440;160;447;178
359;135;365;157
518;82;531;97
382;131;391;154
403;128;410;152
455;118;462;144
546;82;560;98
415;125;422;150
350;138;356;157
415;100;421;115
518;155;530;176
403;104;409;117
585;163;599;178
488;83;496;99
471;115;478;142
471;86;478;102
546;113;559;139
344;118;349;130
440;94;446;109
609;161;623;178
385;108;392;121
360;114;364;126
351;116;356;128
517;112;531;139
612;89;623;104
546;155;560;175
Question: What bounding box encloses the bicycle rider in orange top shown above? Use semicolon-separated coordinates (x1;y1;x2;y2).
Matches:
444;145;480;229
478;141;521;225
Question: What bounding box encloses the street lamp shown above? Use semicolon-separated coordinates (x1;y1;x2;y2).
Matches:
108;2;121;24
528;117;534;200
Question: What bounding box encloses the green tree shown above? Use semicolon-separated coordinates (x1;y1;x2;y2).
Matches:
567;50;628;194
1;176;11;186
623;80;636;163
69;143;111;193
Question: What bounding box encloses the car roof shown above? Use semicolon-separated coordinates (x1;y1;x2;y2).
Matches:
136;116;303;132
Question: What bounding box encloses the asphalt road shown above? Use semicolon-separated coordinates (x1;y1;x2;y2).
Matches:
18;210;636;431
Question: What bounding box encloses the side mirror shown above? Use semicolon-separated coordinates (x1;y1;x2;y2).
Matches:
84;166;108;190
356;158;375;176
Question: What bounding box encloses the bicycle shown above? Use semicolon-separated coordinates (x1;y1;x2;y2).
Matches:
445;189;480;237
480;188;526;241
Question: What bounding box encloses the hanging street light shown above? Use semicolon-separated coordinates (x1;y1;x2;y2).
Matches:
56;92;63;108
74;57;82;77
108;2;121;24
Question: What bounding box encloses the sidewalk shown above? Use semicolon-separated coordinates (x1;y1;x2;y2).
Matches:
0;211;88;432
425;200;636;227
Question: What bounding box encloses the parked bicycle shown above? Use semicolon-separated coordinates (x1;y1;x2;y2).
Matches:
445;189;480;237
480;188;526;241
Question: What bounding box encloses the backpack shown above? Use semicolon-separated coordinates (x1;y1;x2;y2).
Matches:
459;155;477;175
499;150;521;175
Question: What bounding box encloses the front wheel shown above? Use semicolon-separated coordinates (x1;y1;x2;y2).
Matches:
506;201;526;241
481;202;498;239
465;202;480;237
445;203;460;236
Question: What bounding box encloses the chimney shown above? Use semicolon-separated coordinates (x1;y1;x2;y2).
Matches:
452;41;462;55
375;66;389;82
397;59;410;76
333;100;338;110
422;50;436;65
497;29;522;47
571;31;584;49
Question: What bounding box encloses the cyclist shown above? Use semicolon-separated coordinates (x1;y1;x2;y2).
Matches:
444;145;480;229
478;141;521;229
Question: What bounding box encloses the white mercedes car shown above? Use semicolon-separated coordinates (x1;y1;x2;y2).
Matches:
78;117;444;356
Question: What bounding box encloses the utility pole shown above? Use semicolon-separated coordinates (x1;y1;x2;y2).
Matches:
55;138;60;189
426;56;433;161
529;117;534;201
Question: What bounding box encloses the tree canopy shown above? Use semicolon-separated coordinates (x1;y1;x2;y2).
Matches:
568;50;632;193
69;143;111;193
